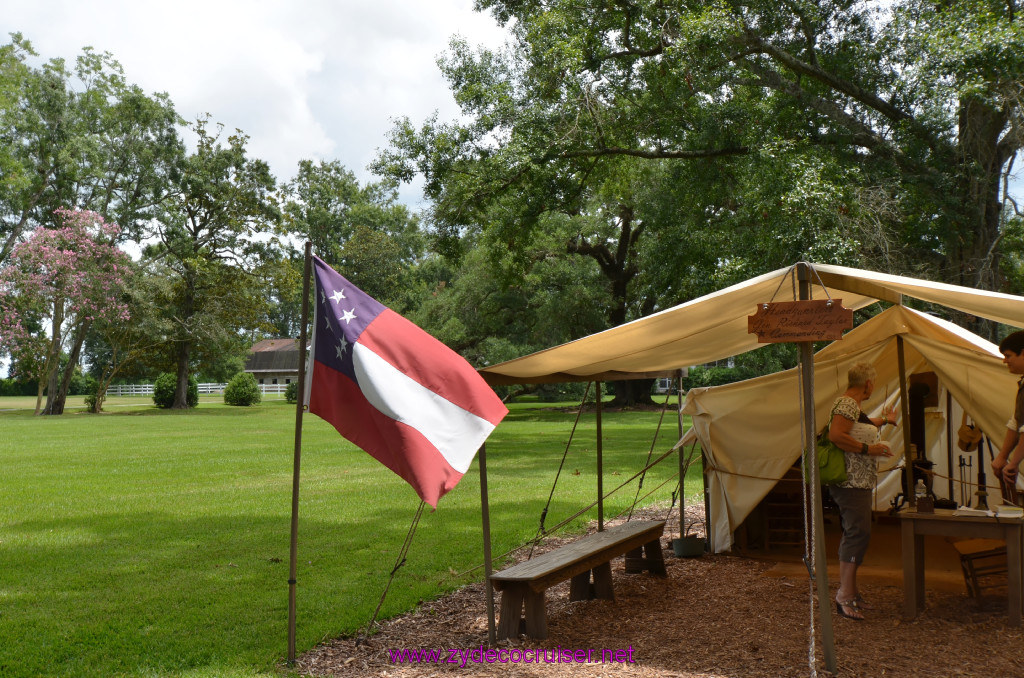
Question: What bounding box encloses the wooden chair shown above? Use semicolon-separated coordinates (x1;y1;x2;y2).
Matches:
952;538;1008;598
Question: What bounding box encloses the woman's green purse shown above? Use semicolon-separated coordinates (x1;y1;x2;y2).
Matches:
812;434;848;485
805;405;848;485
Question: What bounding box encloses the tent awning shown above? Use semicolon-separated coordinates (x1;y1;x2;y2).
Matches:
479;263;1024;385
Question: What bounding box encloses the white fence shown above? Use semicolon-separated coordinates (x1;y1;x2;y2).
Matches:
105;382;290;396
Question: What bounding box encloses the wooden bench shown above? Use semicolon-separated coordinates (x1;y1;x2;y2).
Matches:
489;519;667;640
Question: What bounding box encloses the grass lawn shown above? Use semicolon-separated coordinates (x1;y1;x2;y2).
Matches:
0;395;698;677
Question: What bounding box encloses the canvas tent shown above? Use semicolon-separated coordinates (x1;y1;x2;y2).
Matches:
479;263;1024;552
680;304;1019;551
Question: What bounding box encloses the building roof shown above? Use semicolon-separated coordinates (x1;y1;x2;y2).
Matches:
245;338;300;373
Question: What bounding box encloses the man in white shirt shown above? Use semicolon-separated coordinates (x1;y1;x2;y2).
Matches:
991;330;1024;483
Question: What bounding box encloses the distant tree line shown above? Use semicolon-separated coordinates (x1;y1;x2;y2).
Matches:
3;2;1023;413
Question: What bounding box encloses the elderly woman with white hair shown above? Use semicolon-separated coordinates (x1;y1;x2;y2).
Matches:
827;361;898;620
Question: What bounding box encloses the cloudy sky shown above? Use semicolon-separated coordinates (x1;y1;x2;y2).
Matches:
3;0;511;205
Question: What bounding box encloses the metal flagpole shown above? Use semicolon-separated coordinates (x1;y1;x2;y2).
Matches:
287;241;313;665
797;263;837;673
479;443;496;645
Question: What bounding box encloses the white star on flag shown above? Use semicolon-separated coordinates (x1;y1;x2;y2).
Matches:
336;336;348;359
330;289;346;303
340;309;357;324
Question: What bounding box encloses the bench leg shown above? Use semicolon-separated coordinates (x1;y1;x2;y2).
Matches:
523;589;548;639
593;561;614;600
569;571;591;601
496;587;525;641
624;546;644;573
644;538;667;576
625;540;668;575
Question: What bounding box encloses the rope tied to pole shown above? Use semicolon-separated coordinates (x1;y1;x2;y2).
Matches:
444;445;679;583
356;500;427;646
529;382;592;558
796;343;820;678
628;391;673;521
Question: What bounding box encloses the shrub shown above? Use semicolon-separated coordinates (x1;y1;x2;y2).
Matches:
284;381;298;404
84;392;105;413
152;373;198;409
224;372;261;406
0;378;37;396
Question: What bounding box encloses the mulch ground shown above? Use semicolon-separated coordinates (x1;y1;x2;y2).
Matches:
295;507;1024;677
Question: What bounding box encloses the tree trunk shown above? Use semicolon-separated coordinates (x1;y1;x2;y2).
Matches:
608;378;656;408
43;321;91;416
39;300;64;416
953;96;1009;342
172;339;192;409
172;270;196;409
33;371;46;416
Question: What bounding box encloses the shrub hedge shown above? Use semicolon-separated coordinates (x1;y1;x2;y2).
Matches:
224;372;261;406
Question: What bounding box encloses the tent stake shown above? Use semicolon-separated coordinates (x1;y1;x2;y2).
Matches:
798;263;837;673
479;444;496;645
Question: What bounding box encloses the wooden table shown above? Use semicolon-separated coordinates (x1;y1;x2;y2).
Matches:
900;509;1023;625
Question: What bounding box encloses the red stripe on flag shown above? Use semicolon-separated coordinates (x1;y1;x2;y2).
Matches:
358;309;507;424
308;361;462;507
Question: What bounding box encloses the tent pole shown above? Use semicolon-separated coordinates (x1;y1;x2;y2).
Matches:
677;369;687;539
287;241;313;666
946;390;955;500
798;263;837;673
479;443;496;645
897;335;915;507
596;381;604;532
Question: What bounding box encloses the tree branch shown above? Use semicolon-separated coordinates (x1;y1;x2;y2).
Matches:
559;145;748;160
738;59;919;168
739;32;913;127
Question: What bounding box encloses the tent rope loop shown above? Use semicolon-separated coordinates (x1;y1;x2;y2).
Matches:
767;261;835;305
667;483;680;523
796;356;820;678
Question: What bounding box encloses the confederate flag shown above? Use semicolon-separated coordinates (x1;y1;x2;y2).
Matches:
304;256;508;507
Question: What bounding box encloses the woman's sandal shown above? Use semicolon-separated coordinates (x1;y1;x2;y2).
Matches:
854;594;874;610
836;599;864;620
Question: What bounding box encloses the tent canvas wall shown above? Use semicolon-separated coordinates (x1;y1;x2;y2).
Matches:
679;304;1019;552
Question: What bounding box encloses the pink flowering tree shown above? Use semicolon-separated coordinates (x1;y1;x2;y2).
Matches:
0;208;131;414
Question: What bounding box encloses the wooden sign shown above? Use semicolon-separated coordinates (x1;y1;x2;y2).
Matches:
748;299;853;343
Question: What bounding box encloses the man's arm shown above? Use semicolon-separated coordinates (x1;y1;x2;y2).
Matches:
992;428;1018;476
999;429;1024;482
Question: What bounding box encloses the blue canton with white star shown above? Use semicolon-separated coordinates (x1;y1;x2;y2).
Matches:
312;256;387;381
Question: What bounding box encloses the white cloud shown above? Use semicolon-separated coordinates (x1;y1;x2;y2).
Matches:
2;0;509;194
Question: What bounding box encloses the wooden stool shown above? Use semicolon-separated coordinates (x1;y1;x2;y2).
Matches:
953;538;1008;598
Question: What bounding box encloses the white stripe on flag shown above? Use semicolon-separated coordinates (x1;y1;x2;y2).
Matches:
353;342;495;473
